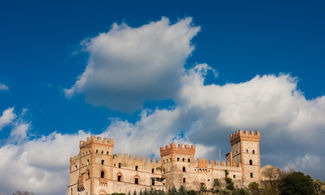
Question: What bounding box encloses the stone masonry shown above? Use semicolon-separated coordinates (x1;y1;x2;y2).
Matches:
68;130;261;195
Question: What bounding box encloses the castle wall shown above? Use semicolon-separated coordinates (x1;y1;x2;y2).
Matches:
69;131;261;195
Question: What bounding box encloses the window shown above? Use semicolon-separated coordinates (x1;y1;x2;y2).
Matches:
87;159;90;165
101;160;104;165
177;157;180;161
101;171;105;178
152;178;155;186
182;158;185;162
250;173;253;178
249;160;253;165
233;175;236;179
118;175;122;182
96;150;98;153
183;178;186;183
188;158;191;162
182;167;186;172
118;163;121;168
152;168;154;173
107;151;109;155
87;170;90;178
253;150;255;154
101;150;104;154
246;149;248;153
75;165;77;170
135;165;138;171
135;177;139;184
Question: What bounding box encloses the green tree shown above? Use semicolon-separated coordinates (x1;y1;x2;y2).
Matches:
279;171;316;195
212;178;222;193
249;182;259;194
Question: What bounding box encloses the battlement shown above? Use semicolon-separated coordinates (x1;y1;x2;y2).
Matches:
79;136;114;148
160;143;195;157
196;158;241;169
229;130;260;145
114;152;161;165
70;154;80;163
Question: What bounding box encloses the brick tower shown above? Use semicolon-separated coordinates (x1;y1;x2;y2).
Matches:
229;130;261;186
69;136;114;195
160;143;196;190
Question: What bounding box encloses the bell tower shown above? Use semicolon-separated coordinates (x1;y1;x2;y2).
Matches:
229;130;261;186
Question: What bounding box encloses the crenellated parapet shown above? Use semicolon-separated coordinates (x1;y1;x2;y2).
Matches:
113;152;161;166
229;130;260;145
160;143;195;157
79;136;114;148
196;158;241;169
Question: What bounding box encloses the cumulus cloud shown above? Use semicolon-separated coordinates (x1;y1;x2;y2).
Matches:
0;107;16;131
0;83;9;91
65;17;200;112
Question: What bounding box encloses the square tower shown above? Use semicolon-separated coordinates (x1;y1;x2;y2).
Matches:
69;136;114;195
229;130;261;186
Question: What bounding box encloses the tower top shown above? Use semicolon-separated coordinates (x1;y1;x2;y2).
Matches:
79;136;114;148
229;130;260;145
160;143;195;157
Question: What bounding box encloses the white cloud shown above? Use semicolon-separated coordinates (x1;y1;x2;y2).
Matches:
65;17;200;112
0;83;9;91
0;108;16;131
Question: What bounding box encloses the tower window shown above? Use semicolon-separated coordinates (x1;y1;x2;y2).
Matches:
246;149;248;153
107;151;109;155
96;150;98;153
87;159;90;165
118;163;121;168
233;175;236;179
188;158;191;162
135;165;138;171
101;160;104;165
177;157;180;161
250;173;253;178
249;160;253;165
152;168;154;173
253;150;255;154
135;177;139;184
152;178;155;186
183;178;186;183
118;175;121;182
182;167;186;172
182;158;185;162
101;171;105;178
101;150;104;154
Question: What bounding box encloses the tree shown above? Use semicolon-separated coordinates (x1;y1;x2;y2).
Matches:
313;178;325;195
279;171;316;195
212;178;222;193
248;182;259;195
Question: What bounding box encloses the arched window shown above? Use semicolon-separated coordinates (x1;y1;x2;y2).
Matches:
101;150;104;154
134;175;140;184
183;178;186;183
107;151;109;155
135;165;138;171
101;160;104;165
118;163;121;168
188;158;191;162
182;158;185;162
246;149;248;153
182;167;186;172
250;173;253;178
177;157;180;161
101;170;105;178
252;150;255;154
117;172;123;182
87;159;90;165
152;168;154;173
96;150;98;153
249;160;253;165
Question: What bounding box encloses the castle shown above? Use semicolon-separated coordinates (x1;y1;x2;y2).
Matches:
68;130;261;195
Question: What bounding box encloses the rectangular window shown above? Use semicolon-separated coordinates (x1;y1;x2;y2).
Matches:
118;163;121;168
152;168;154;173
152;179;155;186
135;178;139;184
135;165;138;171
118;175;121;182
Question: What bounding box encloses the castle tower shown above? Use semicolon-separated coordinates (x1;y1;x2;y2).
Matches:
229;130;261;186
160;143;196;190
69;136;114;195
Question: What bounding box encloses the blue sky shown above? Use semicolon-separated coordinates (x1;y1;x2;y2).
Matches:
0;0;325;194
